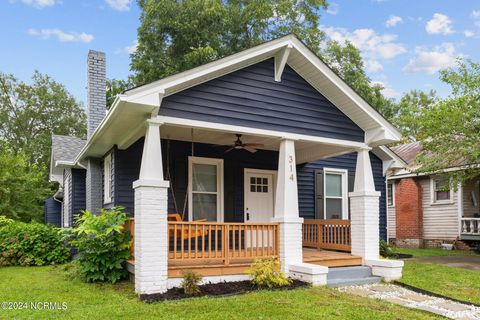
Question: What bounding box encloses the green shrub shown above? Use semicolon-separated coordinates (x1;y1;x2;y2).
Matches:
71;207;131;283
247;258;291;288
181;270;202;295
0;220;70;266
0;216;13;228
380;239;395;257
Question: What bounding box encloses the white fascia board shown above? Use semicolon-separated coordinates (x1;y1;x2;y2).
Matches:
153;115;368;149
388;164;480;180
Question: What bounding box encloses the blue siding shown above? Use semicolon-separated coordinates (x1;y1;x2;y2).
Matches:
44;197;61;227
114;139;386;239
160;59;364;142
71;168;86;216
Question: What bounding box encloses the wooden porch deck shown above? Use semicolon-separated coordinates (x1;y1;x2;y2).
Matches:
127;249;361;277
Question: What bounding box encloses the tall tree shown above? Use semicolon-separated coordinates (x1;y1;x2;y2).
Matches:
393;90;437;140
415;59;480;184
131;0;327;85
0;71;87;170
0;146;51;222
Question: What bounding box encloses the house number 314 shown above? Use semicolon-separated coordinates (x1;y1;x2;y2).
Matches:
288;155;294;181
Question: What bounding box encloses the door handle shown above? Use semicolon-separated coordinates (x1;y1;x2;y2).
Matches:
246;213;250;221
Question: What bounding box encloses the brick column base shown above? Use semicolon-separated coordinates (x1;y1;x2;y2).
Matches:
271;217;303;273
349;192;381;262
133;180;169;295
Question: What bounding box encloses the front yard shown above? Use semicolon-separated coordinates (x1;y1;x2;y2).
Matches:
394;248;480;304
0;266;440;320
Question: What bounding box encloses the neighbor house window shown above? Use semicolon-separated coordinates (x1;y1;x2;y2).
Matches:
324;169;348;219
188;157;223;222
432;177;451;203
387;182;395;207
104;153;113;204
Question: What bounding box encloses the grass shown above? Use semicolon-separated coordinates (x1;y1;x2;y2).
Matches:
0;266;441;320
392;248;480;304
400;261;480;305
393;247;479;258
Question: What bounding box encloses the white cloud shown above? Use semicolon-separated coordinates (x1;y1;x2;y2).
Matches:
464;30;475;38
116;40;138;55
12;0;57;8
323;26;406;73
365;59;383;73
385;15;403;27
28;28;94;43
372;80;399;98
326;3;339;15
425;13;454;35
403;43;458;74
105;0;131;11
472;10;480;18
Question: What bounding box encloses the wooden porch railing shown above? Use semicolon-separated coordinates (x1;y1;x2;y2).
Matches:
461;218;480;235
168;222;280;266
124;218;280;266
302;219;351;251
125;218;135;259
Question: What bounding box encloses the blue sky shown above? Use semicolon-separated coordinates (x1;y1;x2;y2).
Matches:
1;0;479;105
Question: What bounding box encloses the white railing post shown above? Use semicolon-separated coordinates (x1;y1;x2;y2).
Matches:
133;120;170;297
272;139;303;273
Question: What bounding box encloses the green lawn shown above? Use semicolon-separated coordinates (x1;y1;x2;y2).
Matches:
394;247;478;258
393;248;480;304
401;261;480;305
0;266;441;320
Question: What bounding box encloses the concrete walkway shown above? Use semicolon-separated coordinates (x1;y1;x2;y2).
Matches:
339;284;480;320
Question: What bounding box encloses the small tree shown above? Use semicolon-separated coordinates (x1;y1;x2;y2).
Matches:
71;207;131;283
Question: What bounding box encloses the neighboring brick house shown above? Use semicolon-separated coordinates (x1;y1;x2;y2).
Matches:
387;142;480;248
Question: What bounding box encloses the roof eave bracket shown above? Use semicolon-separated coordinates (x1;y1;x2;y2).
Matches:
274;44;293;82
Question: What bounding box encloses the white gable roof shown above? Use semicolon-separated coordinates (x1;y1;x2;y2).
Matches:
123;35;401;144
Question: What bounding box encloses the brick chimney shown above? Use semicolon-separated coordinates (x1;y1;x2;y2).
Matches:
395;178;424;248
85;50;106;212
87;50;106;139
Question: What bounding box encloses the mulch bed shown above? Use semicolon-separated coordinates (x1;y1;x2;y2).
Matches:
385;253;413;259
140;279;308;303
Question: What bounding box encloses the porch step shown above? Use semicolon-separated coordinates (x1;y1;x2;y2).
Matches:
327;266;382;287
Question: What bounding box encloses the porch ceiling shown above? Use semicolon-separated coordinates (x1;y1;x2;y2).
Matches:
159;124;358;164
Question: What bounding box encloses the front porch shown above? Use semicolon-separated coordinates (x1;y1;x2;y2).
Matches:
125;218;362;278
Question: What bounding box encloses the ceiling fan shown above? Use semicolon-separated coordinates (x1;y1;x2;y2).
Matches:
215;134;264;153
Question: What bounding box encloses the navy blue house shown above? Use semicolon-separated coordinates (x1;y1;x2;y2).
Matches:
49;35;406;291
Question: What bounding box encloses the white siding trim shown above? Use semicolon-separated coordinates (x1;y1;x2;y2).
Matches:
103;153;112;204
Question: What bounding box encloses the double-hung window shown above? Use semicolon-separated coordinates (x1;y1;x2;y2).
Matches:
324;169;348;219
432;177;451;203
188;157;223;222
104;153;113;204
387;182;395;207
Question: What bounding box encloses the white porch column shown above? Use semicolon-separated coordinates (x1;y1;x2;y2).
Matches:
133;120;170;296
349;148;381;262
272;139;303;273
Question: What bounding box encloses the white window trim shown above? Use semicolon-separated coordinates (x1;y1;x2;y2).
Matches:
188;156;224;222
323;168;348;220
430;177;454;205
387;182;395;207
104;153;112;204
63;176;70;228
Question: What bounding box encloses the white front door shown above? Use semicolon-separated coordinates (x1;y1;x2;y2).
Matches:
244;169;276;222
244;169;276;249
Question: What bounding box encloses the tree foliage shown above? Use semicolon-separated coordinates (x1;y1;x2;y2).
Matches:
0;147;51;222
414;59;480;183
131;0;328;85
0;71;86;169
